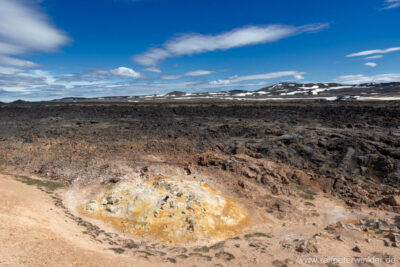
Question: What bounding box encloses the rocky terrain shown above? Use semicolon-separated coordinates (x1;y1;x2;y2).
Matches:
0;100;399;266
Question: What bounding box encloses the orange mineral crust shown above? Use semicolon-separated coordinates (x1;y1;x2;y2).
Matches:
78;176;249;243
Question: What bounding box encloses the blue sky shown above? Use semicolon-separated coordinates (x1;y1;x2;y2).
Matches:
0;0;399;101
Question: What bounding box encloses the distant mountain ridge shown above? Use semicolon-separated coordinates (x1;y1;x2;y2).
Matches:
148;82;400;101
5;82;400;103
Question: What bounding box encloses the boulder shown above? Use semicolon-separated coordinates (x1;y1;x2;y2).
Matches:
295;240;318;253
379;196;400;206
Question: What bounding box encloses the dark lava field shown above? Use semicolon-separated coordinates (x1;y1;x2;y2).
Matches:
1;100;399;209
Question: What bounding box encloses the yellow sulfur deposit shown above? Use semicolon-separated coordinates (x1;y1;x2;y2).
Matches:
77;176;249;243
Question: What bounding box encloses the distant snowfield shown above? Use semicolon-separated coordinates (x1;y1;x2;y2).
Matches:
135;95;400;102
159;96;340;101
279;85;353;96
357;96;400;101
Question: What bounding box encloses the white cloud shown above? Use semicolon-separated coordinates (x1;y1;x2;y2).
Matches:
333;73;400;84
185;70;215;76
160;74;182;80
0;66;20;74
134;23;329;66
209;71;305;85
136;48;169;66
110;67;142;78
384;0;400;9
0;41;25;55
0;0;68;73
144;67;162;73
7;68;121;92
209;79;233;85
364;55;384;60
26;70;56;84
364;62;377;67
0;0;69;55
160;69;215;80
0;55;38;67
73;67;143;80
346;46;400;57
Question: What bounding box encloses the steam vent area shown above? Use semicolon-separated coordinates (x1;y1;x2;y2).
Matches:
78;176;249;243
1;102;400;266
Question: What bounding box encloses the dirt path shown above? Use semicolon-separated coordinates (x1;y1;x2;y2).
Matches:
0;173;150;267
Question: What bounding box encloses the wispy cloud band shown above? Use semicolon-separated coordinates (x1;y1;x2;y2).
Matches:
160;69;215;80
0;0;69;71
346;46;400;57
209;71;305;85
384;0;400;9
133;23;329;66
333;73;400;84
364;62;377;67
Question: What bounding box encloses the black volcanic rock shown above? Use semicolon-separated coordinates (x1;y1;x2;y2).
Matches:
228;89;248;94
166;91;186;96
11;99;28;104
59;97;87;101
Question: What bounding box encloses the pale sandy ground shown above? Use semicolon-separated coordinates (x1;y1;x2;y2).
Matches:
0;173;155;267
0;172;399;267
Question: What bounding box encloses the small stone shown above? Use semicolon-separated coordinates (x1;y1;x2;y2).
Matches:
392;242;399;248
106;205;118;213
352;246;361;253
184;166;191;175
383;239;390;247
324;224;336;232
110;177;121;183
85;201;98;212
106;194;120;204
235;244;240;248
336;235;344;242
141;166;148;173
249;243;257;247
280;241;292;249
387;232;400;243
336;222;344;228
365;238;370;243
295;240;318;253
